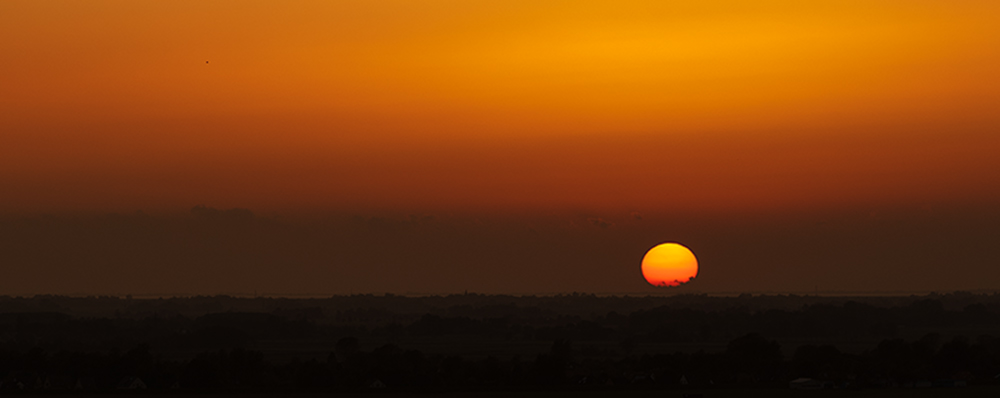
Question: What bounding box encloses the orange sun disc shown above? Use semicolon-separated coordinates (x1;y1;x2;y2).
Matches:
641;242;698;287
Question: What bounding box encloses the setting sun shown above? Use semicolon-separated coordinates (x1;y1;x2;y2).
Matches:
642;243;699;287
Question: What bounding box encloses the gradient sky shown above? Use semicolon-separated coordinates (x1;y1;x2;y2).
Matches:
2;1;999;294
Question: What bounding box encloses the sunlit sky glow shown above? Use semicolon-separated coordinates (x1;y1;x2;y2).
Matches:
3;0;1000;214
3;1;1000;295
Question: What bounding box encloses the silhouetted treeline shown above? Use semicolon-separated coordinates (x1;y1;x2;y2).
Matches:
5;293;1000;353
2;294;1000;391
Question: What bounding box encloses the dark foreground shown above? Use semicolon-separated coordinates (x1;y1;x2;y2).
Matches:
3;293;1000;393
14;389;1000;398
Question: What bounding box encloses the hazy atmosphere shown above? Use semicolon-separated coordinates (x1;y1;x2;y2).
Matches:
2;205;1000;296
3;0;1000;294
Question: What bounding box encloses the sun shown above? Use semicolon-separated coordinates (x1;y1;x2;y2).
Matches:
641;242;698;287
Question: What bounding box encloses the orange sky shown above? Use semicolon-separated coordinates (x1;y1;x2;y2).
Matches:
3;0;1000;214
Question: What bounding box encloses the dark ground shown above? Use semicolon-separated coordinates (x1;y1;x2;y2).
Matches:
2;293;1000;393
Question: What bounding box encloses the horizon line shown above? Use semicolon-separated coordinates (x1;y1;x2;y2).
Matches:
7;289;1000;300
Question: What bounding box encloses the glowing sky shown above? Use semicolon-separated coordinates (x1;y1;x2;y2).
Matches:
3;1;1000;296
3;0;999;214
